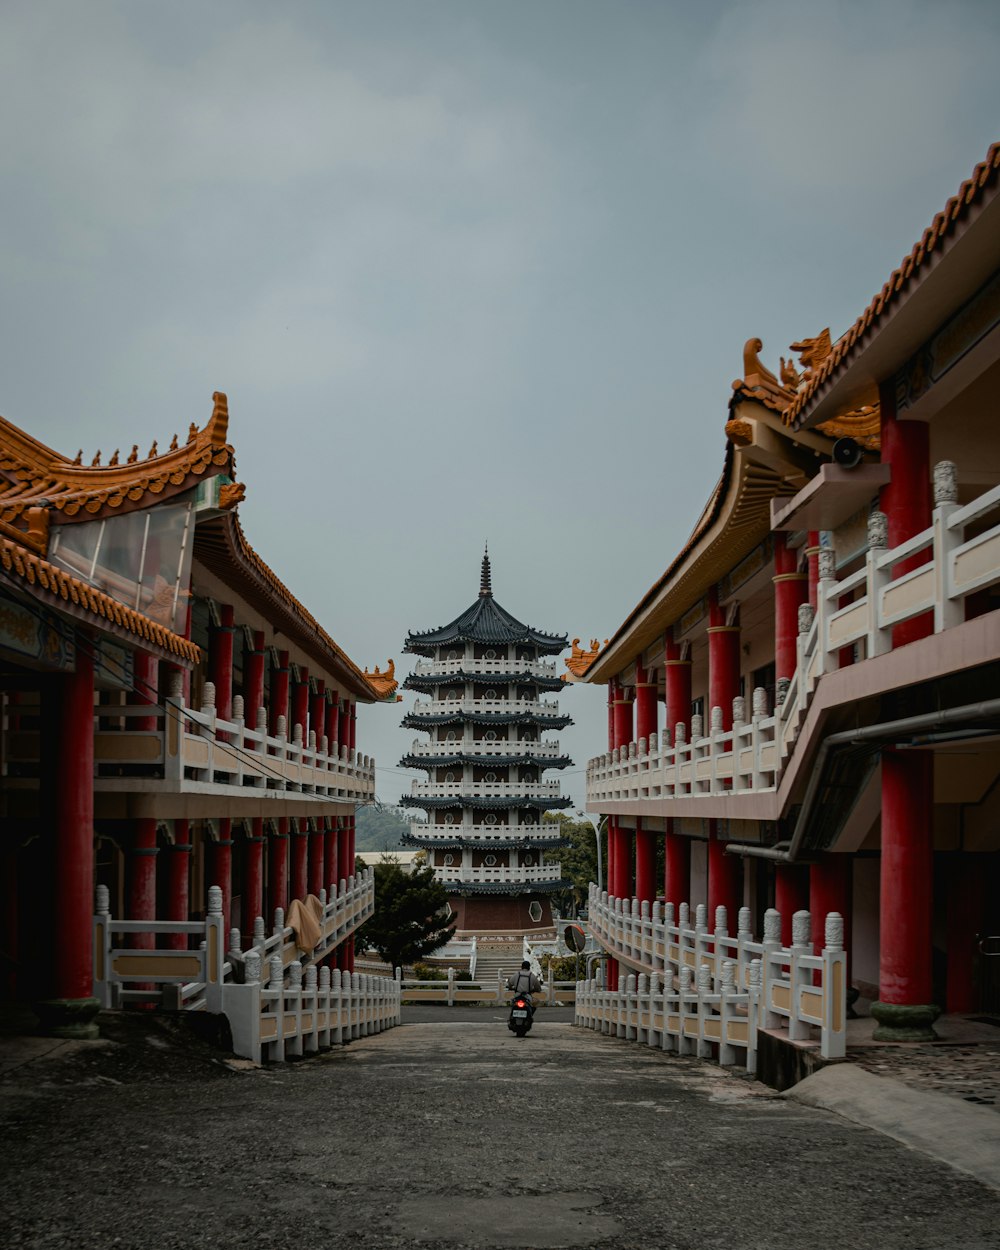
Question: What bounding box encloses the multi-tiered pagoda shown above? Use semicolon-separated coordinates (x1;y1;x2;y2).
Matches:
399;553;573;937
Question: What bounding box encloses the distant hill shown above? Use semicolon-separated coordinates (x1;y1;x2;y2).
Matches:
355;803;410;851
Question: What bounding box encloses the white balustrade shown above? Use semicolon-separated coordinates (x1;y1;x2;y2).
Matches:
412;657;558;678
408;820;562;842
586;471;1000;810
438;862;562;885
409;697;563;718
409;779;562;798
406;738;563;758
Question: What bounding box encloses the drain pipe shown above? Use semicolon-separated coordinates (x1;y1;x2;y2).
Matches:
725;698;1000;863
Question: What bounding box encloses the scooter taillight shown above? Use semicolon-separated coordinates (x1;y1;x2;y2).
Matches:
515;998;526;1008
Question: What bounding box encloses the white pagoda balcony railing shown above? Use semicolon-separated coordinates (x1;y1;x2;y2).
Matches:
87;681;375;803
413;658;557;678
408;738;562;758
437;863;563;886
409;697;562;718
409;780;562;799
586;464;1000;810
409;821;561;843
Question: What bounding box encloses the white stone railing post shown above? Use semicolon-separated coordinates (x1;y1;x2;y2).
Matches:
204;885;225;1013
932;460;963;632
865;510;892;658
821;911;847;1059
788;909;812;1041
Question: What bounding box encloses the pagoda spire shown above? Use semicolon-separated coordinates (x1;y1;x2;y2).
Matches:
479;543;492;598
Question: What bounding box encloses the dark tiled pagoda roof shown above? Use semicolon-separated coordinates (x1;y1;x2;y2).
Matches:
400;795;573;812
399;752;572;770
404;553;568;657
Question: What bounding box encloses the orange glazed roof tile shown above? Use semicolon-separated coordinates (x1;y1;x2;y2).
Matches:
785;141;1000;431
363;658;401;701
562;638;607;682
0;535;200;663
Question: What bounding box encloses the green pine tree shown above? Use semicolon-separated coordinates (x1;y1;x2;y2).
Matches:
355;860;456;970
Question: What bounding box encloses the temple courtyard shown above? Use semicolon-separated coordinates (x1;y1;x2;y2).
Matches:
1;1007;999;1250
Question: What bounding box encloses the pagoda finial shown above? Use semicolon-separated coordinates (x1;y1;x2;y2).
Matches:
479;542;492;598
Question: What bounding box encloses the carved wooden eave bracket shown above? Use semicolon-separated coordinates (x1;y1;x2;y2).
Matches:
562;637;608;682
363;657;401;701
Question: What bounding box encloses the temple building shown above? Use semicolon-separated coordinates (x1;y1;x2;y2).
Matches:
399;553;573;938
577;142;1000;1042
0;392;396;1037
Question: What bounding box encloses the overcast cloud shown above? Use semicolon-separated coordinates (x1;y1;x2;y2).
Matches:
2;0;998;809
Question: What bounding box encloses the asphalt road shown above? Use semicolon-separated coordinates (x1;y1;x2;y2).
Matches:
1;1007;999;1250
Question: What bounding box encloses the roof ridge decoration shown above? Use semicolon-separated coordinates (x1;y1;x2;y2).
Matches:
563;637;607;682
784;140;1000;431
0;391;241;537
363;658;401;702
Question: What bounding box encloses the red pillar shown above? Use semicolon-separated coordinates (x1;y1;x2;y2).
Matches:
707;592;740;731
664;633;691;742
810;853;852;980
634;664;657;745
244;631;266;729
292;668;310;741
349;702;357;752
634;820;656;904
132;651;158;731
707;820;739;923
270;651;290;735
775;863;810;947
244;817;265;940
613;686;634;749
345;814;356;973
310;680;326;748
946;856;987;1013
127;818;158;949
324;818;339;895
879;379;932;647
207;819;234;938
291;820;309;901
337;699;349;753
663;821;689;907
607;684;615;752
308;820;325;897
773;535;808;686
332;695;345;750
40;643;99;1036
337;818;351;884
165;820;191;950
806;531;821;610
872;748;938;1039
209;605;235;722
268;820;290;918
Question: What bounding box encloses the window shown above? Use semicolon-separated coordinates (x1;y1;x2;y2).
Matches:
485;689;497;700
524;854;534;867
485;730;497;742
485;813;498;825
444;853;454;866
484;854;497;867
444;813;455;825
484;771;496;783
484;649;496;660
444;771;455;783
528;902;543;923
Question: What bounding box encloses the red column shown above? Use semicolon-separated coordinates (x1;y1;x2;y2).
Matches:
207;819;233;938
634;664;657;744
773;535;808;686
349;702;357;752
707;820;739;923
127;818;158;950
776;863;810;947
291;820;309;901
324;818;339;895
244;631;266;729
244;817;265;940
634;820;656;904
810;854;852;981
879;379;932;647
607;684;615;751
946;855;987;1013
664;633;691;743
308;820;325;897
292;668;310;741
332;695;345;750
872;748;938;1039
165;820;191;950
133;651;158;731
209;605;235;723
345;814;356;973
338;818;352;884
707;592;740;731
40;643;99;1036
310;681;326;748
663;821;689;907
612;686;634;749
270;651;290;735
268;820;290;918
806;531;821;610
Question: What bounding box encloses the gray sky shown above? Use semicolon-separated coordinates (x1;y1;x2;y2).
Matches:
2;1;998;810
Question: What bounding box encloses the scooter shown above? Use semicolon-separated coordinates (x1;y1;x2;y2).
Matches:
508;995;534;1038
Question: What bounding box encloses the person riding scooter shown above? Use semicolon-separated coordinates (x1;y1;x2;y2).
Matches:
506;960;542;1015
